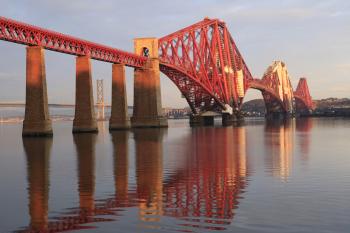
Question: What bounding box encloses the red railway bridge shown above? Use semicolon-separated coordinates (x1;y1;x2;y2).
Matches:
0;16;314;136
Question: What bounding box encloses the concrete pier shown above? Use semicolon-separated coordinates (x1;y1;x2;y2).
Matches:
222;113;237;126
109;64;130;130
23;46;53;137
189;115;203;126
266;112;294;120
73;56;98;133
189;114;215;126
131;38;167;128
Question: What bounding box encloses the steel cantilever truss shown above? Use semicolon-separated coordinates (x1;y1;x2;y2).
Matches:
158;18;254;114
248;61;295;115
0;16;315;115
294;78;315;111
0;16;147;67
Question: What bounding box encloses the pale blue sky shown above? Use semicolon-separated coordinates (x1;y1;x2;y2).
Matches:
0;0;349;107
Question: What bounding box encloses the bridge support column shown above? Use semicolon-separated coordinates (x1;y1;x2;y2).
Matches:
266;111;293;119
222;113;237;126
189;115;202;126
23;46;53;137
131;58;168;128
73;56;98;133
109;64;130;130
189;114;214;126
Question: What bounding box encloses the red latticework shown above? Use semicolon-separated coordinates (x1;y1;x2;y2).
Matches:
159;18;254;114
0;16;314;114
294;78;315;111
0;16;147;67
248;61;295;115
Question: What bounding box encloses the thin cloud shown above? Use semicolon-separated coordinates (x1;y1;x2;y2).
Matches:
336;63;350;70
0;0;349;105
0;72;21;80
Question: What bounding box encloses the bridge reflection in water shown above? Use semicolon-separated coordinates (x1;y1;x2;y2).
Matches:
135;129;165;225
264;118;313;181
296;118;314;161
22;137;52;232
16;121;312;232
111;131;129;205
162;126;248;230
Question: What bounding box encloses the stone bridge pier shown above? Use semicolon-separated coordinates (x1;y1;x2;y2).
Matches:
22;40;168;137
73;56;98;133
109;64;130;130
190;112;241;127
131;38;168;128
23;46;100;136
23;46;52;137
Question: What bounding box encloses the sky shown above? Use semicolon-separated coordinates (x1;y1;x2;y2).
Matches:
0;0;349;108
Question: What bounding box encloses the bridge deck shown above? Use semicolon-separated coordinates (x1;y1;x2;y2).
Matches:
0;16;147;68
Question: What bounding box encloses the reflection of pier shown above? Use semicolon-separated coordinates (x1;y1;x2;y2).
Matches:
296;118;313;160
265;119;294;180
23;137;52;232
112;131;129;203
135;129;165;223
18;135;116;232
74;134;96;215
265;119;313;180
17;127;249;232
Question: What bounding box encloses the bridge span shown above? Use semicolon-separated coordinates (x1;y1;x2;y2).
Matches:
0;16;314;136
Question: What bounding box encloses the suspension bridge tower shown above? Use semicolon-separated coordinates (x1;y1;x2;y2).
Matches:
96;79;105;120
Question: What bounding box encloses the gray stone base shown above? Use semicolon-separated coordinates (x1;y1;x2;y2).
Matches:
222;113;237;126
22;130;53;137
73;117;98;134
22;120;53;137
189;115;214;126
266;112;294;120
109;118;131;130
189;115;202;126
72;126;98;134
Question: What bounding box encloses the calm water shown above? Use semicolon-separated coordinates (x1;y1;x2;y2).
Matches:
0;118;350;232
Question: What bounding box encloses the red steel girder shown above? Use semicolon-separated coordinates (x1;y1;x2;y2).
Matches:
246;61;296;115
294;78;315;110
0;16;146;67
158;18;254;113
0;16;314;115
248;78;286;111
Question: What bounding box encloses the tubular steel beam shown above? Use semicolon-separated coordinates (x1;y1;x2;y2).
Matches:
0;16;314;116
0;16;147;68
158;17;254;114
294;78;315;110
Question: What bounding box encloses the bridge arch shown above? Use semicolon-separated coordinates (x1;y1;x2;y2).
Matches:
294;95;312;114
246;61;295;117
247;83;285;112
159;63;226;114
158;18;255;117
0;16;316;132
293;78;315;114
